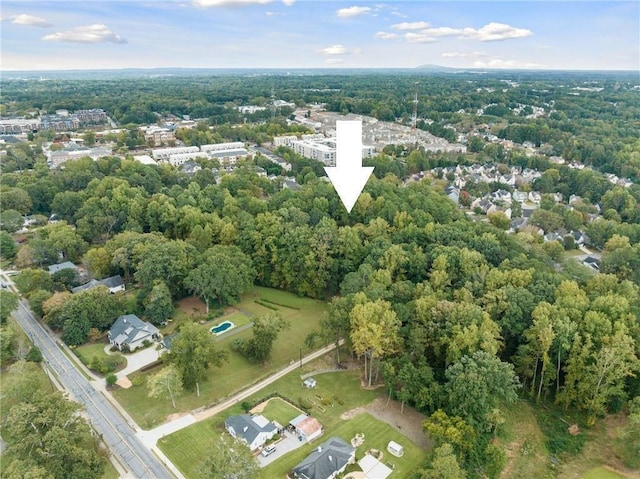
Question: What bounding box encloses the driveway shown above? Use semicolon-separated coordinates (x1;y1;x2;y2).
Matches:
257;430;308;467
114;346;161;379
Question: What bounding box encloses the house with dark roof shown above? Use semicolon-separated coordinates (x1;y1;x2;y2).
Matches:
108;314;159;351
583;256;601;271
225;414;278;451
292;436;355;479
71;275;125;294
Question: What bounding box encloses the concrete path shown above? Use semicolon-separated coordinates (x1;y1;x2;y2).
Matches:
116;347;161;379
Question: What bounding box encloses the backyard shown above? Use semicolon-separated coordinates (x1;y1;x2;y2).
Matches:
157;364;417;478
113;286;328;429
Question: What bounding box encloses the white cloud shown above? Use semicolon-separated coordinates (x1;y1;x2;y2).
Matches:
42;24;127;44
441;51;487;58
472;58;542;69
336;6;371;18
374;31;398;40
389;21;532;44
423;27;463;37
404;32;436;44
325;58;344;65
10;14;52;27
391;21;430;30
193;0;271;7
391;11;408;18
320;44;347;55
265;10;279;16
282;0;295;5
461;22;533;41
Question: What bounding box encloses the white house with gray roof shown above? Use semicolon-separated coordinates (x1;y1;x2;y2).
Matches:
292;436;355;479
225;414;278;451
108;314;159;351
71;275;125;294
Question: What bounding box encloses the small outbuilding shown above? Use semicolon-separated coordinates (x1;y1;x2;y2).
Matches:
387;440;404;457
303;377;317;389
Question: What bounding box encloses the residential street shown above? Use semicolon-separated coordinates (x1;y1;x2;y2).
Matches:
6;281;174;479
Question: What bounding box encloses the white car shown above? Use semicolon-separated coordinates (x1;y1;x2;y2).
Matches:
261;445;276;457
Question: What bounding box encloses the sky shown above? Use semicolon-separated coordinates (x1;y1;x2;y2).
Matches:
1;1;638;71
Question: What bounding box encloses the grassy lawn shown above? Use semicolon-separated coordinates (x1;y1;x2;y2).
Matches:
581;467;627;479
258;397;305;425
114;287;328;429
74;342;126;374
158;365;381;478
210;311;252;329
100;460;120;479
262;413;427;479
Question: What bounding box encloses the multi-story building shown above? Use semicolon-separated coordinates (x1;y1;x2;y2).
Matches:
0;119;41;134
273;135;298;148
200;142;245;153
142;126;175;146
152;146;199;161
48;144;113;168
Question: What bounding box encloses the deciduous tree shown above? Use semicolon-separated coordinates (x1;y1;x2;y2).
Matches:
148;364;183;408
184;245;255;312
168;322;227;396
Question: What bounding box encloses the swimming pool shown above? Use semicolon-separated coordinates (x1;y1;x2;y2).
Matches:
210;320;236;335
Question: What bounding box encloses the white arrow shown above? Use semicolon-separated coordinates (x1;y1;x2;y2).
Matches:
324;120;374;213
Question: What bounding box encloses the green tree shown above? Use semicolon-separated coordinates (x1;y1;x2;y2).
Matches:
147;364;183;408
444;351;521;431
558;329;640;425
243;311;289;364
168;322;227;396
1;187;32;214
2;391;104;479
144;280;174;325
199;436;259;479
0;290;19;325
0;209;24;234
13;268;54;294
350;293;402;387
0;326;16;363
488;212;510;230
423;409;476;456
184;245;255;312
0;231;17;259
420;443;467;479
134;239;197;297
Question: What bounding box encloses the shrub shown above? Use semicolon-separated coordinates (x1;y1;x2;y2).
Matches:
27;346;43;362
106;373;117;387
131;375;144;386
241;401;252;413
254;299;278;310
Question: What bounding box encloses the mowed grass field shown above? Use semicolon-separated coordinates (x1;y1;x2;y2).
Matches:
158;366;390;478
113;287;327;429
257;397;305;425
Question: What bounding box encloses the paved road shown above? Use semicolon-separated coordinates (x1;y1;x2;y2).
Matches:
9;294;174;479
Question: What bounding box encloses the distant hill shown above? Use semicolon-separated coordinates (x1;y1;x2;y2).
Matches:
415;64;460;72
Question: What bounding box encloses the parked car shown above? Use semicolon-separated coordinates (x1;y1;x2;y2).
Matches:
261;445;276;457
